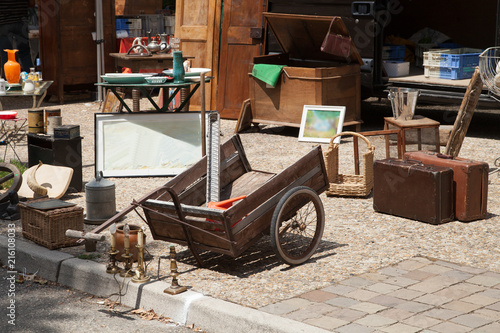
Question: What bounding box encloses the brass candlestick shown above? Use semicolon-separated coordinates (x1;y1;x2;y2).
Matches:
120;247;135;277
132;228;150;283
106;223;122;274
164;246;187;295
120;223;135;278
106;248;122;274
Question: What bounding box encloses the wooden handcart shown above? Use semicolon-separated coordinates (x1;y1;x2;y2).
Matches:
92;135;329;266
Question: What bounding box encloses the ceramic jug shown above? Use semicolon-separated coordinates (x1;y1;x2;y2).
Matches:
159;34;171;53
172;51;185;83
0;79;10;95
23;79;35;93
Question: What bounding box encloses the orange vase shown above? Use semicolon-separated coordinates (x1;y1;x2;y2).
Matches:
3;49;21;84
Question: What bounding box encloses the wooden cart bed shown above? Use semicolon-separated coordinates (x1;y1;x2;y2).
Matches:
133;135;329;264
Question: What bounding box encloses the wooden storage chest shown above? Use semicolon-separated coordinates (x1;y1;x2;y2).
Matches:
247;13;363;129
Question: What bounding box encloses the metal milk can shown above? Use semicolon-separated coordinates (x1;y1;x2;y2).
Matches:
85;171;116;223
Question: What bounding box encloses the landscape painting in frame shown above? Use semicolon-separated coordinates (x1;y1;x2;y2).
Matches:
95;112;205;177
298;105;346;144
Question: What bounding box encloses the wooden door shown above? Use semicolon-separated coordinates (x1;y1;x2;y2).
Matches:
216;0;267;119
175;0;221;111
39;0;115;103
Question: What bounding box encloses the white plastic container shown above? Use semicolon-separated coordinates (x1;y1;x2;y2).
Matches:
383;61;410;77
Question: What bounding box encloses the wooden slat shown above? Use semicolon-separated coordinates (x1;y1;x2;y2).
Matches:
220;171;275;200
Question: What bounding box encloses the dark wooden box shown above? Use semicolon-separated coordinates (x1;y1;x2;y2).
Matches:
27;134;83;191
54;125;80;139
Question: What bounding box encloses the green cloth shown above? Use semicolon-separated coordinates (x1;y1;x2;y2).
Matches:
252;64;286;87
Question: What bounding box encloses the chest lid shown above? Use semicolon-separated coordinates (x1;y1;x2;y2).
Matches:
264;13;363;65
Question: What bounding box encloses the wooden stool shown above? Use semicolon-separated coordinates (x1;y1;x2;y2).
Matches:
384;115;440;158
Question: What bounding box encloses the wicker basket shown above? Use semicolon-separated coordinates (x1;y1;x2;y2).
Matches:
324;131;375;197
19;199;84;250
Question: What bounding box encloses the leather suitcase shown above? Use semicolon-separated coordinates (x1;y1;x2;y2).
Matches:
373;158;454;224
404;151;488;222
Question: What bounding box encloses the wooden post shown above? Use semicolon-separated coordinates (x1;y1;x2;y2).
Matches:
445;67;483;157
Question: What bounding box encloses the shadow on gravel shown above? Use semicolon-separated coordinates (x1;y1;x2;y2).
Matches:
168;237;346;278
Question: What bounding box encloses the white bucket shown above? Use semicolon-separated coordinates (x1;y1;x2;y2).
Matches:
388;88;420;121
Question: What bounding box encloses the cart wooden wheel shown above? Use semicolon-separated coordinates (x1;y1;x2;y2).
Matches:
270;186;325;265
0;163;22;203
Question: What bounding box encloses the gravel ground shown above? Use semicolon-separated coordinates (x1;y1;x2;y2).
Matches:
1;92;499;310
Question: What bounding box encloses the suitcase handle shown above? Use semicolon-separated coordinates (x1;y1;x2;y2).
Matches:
404;159;425;166
436;153;454;160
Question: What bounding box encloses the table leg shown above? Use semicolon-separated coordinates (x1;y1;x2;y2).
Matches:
434;126;440;153
165;88;181;112
384;121;390;158
107;88;132;112
176;84;199;112
399;129;406;158
132;89;140;112
180;87;190;111
417;128;422;151
34;90;48;108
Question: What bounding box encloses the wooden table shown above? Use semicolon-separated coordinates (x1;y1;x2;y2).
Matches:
96;77;211;113
384;115;440;158
109;53;194;72
0;81;53;110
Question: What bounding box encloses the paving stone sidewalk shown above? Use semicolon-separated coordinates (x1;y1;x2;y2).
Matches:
260;257;500;332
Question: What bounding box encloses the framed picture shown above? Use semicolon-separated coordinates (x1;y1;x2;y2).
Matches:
298;105;346;144
95;112;209;177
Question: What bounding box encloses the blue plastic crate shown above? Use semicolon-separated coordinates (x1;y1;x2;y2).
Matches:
439;66;477;80
439;48;481;68
383;45;405;61
116;18;129;32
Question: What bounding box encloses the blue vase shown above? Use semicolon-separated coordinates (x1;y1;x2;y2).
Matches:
172;51;185;83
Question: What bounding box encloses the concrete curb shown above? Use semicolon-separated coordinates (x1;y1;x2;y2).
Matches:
0;235;329;333
0;234;73;281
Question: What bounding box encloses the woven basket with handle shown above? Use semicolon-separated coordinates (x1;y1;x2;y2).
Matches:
324;131;375;197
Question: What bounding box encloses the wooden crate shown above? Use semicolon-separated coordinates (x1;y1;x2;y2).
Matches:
246;14;363;129
249;56;361;126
